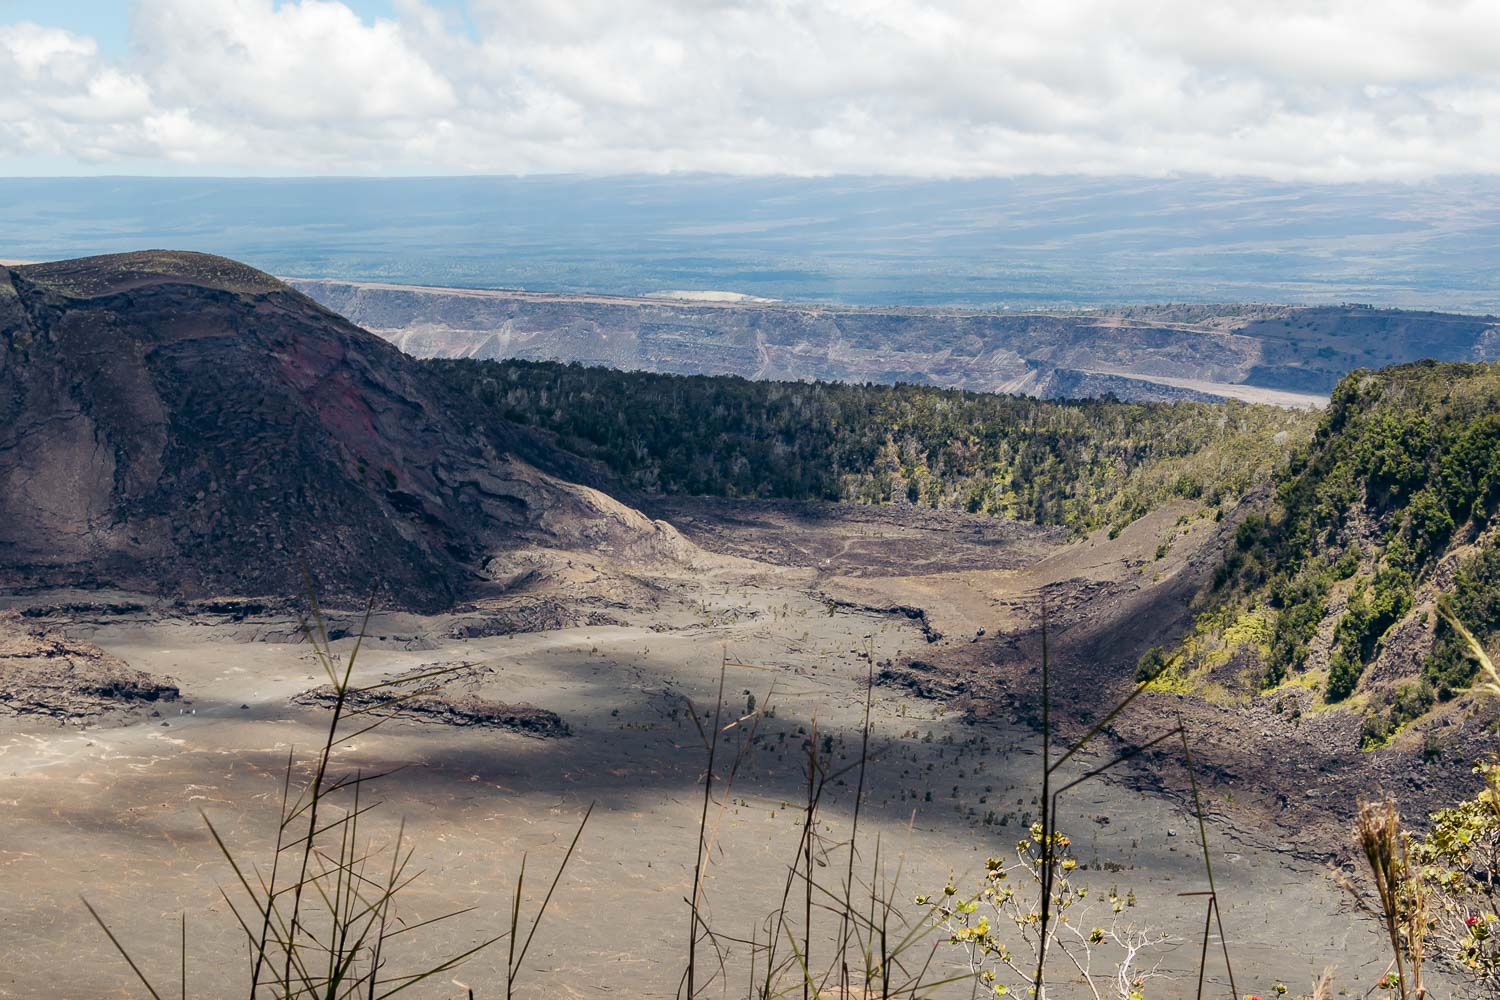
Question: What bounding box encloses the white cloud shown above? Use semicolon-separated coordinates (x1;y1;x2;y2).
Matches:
136;0;455;124
1;0;1499;178
0;22;96;80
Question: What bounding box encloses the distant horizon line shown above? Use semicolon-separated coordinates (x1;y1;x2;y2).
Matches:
5;253;1497;319
0;172;1497;187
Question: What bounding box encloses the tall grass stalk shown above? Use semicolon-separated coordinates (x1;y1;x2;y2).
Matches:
680;648;954;999
993;603;1236;999
84;586;589;999
1350;800;1426;999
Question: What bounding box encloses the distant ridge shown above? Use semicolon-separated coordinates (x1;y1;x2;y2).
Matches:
290;276;1500;406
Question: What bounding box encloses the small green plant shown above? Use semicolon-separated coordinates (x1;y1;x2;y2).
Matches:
1409;762;1500;991
918;823;1168;999
1135;646;1171;684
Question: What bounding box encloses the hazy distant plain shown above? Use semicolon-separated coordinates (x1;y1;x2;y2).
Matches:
2;175;1498;310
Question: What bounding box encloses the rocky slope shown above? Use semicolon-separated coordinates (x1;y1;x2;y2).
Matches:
1164;362;1500;747
0;251;693;610
289;279;1500;405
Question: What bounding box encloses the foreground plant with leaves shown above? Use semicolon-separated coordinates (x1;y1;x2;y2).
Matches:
1411;762;1500;996
1341;598;1500;999
917;823;1168;1000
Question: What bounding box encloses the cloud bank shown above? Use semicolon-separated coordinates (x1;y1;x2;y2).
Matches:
2;0;1498;178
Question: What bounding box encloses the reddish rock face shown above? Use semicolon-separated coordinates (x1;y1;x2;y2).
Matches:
0;251;689;610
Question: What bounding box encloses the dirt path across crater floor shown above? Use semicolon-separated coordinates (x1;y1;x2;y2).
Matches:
0;506;1400;998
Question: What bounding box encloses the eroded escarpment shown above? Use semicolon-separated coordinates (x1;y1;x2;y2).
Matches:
294;276;1500;404
291;661;570;738
0;611;179;722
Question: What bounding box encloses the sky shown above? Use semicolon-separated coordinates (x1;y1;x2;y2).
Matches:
1;0;1498;179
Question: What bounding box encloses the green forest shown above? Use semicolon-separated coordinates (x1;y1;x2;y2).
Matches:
1181;362;1500;739
431;359;1315;535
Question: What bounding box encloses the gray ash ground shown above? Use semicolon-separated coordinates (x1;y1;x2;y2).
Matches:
644;496;1061;576
0;502;1406;998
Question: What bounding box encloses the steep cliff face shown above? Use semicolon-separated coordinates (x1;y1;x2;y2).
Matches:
290;279;1256;401
290;278;1500;404
0;252;691;610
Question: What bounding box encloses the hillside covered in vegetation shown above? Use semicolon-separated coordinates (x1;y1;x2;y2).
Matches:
1156;361;1500;746
431;359;1314;535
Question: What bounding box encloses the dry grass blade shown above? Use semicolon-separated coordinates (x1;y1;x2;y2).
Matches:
372;931;510;999
836;655;875;993
504;801;592;999
280;589;377;995
81;897;165;1000
1352;799;1426;1000
507;851;525;1000
515;801;594;975
1178;715;1237;1000
686;654;729;1000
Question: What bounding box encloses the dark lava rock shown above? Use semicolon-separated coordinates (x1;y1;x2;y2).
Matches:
446;598;572;638
876;658;968;699
292;662;568;737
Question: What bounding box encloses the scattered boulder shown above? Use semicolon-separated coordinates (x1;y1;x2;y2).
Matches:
876;658;968;700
